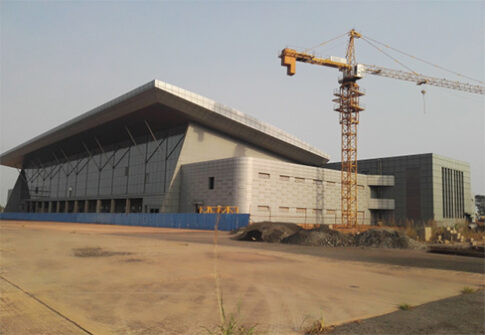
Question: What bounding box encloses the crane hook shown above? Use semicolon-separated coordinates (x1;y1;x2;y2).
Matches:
421;89;426;114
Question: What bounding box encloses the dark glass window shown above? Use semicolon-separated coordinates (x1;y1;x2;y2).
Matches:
442;167;464;218
209;177;215;190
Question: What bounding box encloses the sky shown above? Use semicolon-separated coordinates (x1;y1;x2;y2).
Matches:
0;0;484;207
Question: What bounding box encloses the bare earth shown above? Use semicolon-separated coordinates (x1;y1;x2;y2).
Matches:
0;220;483;335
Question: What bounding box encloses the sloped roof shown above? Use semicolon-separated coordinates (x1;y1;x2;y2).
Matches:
0;80;330;168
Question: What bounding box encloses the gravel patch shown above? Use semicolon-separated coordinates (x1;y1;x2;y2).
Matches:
234;223;421;249
282;225;353;247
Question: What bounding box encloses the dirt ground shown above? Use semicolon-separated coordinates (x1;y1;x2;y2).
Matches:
328;290;485;334
0;220;484;335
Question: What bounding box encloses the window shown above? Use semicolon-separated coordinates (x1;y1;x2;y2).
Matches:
326;209;336;215
279;206;289;212
258;172;270;179
442;167;464;218
279;175;290;181
257;205;270;212
124;167;129;176
296;208;306;214
313;209;322;215
313;179;323;185
326;181;336;186
295;177;305;183
208;177;215;190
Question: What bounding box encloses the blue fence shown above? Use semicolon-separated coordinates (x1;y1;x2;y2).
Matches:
0;212;249;231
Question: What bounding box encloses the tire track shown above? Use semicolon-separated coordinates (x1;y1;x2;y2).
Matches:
0;275;94;335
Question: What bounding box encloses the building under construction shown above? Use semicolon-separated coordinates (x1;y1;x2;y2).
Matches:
1;80;473;225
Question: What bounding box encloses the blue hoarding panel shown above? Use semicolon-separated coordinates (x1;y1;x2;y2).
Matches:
0;212;249;231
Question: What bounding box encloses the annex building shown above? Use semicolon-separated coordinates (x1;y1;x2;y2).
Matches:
327;154;474;225
0;80;472;225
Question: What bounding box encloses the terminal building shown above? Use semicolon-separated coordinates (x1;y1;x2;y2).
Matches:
0;80;473;225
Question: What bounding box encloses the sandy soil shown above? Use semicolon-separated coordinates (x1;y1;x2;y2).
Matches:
1;220;483;334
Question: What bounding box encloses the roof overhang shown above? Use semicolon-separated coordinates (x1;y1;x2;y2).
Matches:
0;80;330;168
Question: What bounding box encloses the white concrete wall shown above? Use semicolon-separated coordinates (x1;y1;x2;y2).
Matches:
162;123;292;212
181;157;374;225
180;157;252;213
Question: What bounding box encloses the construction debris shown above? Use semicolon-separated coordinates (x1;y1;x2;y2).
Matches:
353;228;410;248
233;222;421;249
436;226;466;244
282;225;353;247
233;222;301;243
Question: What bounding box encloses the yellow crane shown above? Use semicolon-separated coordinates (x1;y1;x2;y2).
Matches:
280;29;484;227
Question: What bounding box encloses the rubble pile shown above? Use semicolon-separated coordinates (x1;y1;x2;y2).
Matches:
282;225;353;247
234;222;419;249
233;222;301;243
353;229;410;248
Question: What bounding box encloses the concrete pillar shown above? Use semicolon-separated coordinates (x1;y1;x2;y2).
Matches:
48;201;53;213
65;200;69;213
84;201;89;213
125;199;131;214
39;202;44;213
110;199;115;213
96;199;101;213
73;200;79;213
56;201;60;213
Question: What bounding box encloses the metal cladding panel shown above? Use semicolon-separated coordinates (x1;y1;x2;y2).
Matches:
0;212;249;231
1;79;329;168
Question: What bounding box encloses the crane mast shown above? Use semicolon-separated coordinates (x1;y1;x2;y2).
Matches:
281;29;364;226
280;29;484;227
335;29;363;227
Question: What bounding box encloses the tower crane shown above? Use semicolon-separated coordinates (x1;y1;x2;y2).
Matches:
280;29;485;227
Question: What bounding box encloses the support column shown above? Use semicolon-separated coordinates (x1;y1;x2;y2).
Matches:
48;201;53;213
39;202;44;213
96;199;101;213
110;199;115;213
56;201;60;213
84;200;89;213
64;200;69;213
74;200;79;213
125;199;131;214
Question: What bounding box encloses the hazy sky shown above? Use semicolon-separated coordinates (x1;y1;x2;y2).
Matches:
1;1;484;206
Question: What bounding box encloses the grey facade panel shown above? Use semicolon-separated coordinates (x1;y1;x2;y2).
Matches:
326;153;472;224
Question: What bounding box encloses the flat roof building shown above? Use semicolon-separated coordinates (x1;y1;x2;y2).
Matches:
326;154;474;224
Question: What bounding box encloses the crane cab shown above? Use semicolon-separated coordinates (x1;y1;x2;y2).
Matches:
339;64;366;83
